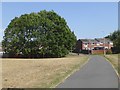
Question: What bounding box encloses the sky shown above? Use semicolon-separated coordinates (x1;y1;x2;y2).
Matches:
1;0;119;2
1;2;118;42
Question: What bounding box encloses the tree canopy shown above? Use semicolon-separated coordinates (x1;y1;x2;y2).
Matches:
2;10;77;58
106;30;120;53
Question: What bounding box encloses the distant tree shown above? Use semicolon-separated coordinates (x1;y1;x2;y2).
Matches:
113;34;120;53
2;10;77;58
106;30;120;53
106;30;120;40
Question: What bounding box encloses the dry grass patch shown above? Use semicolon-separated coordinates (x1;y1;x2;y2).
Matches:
105;54;119;76
2;54;89;88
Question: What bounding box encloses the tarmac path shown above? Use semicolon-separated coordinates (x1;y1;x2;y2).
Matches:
57;55;119;88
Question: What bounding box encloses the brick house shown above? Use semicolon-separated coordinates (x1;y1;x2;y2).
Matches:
75;38;113;54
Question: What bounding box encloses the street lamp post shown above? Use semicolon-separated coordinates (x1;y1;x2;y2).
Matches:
104;37;106;56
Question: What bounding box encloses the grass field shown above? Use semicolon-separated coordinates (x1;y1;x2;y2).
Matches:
105;54;119;76
2;53;89;88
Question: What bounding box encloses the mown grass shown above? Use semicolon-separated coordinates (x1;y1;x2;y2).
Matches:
2;53;89;88
105;54;119;76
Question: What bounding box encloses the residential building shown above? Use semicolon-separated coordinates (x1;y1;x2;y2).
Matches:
75;38;113;54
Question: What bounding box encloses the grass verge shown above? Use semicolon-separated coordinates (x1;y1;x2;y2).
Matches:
2;53;89;88
104;54;119;77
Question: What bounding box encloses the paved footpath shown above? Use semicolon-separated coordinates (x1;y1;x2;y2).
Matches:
57;55;119;88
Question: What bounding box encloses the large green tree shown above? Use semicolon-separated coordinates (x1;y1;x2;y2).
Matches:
2;10;76;58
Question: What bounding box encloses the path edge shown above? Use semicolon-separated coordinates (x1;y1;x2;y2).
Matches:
104;56;119;79
53;55;91;88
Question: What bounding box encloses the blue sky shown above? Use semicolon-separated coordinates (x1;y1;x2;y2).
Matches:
1;2;118;42
1;0;119;2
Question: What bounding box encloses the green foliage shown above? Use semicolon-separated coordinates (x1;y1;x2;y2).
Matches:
112;35;120;53
106;30;120;53
2;10;77;58
106;30;120;41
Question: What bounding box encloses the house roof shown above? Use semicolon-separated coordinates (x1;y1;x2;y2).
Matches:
80;39;97;43
80;39;89;43
88;39;98;43
79;38;113;44
95;38;112;43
